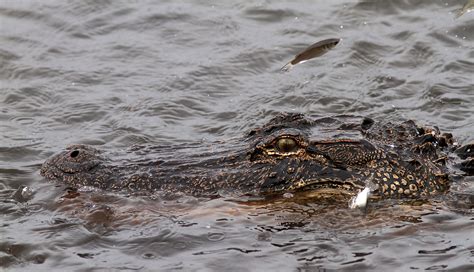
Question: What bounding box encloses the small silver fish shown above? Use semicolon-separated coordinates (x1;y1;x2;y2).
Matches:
348;174;378;210
349;187;371;209
456;0;474;18
281;38;340;72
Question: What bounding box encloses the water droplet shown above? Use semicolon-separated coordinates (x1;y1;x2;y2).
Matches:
173;242;187;249
142;253;155;259
207;232;225;241
327;253;346;262
21;186;33;199
256;231;272;242
283;192;294;198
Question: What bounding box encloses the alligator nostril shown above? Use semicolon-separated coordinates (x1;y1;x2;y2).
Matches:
70;150;80;158
361;117;374;130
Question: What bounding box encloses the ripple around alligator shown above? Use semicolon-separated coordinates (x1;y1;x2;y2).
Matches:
1;1;473;271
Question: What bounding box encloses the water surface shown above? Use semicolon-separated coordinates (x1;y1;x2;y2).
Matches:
1;0;473;271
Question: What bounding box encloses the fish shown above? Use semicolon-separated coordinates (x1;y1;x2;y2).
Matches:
349;174;378;210
349;187;371;210
281;38;340;72
456;0;474;18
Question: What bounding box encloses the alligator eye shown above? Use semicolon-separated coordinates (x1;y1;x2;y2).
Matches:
276;138;298;153
70;150;80;158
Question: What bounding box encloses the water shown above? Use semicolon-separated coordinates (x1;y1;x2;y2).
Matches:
1;0;473;271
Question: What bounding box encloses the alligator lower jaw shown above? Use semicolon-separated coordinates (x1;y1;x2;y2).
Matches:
297;181;388;203
302;187;355;197
287;179;365;193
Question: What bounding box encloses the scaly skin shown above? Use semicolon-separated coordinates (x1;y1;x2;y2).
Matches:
40;113;472;198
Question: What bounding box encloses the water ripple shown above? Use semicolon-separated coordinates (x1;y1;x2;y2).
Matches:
1;1;473;271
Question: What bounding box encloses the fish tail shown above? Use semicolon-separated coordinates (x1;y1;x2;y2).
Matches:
455;8;464;18
280;62;293;72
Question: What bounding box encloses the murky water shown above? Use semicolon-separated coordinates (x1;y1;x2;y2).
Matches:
1;0;473;271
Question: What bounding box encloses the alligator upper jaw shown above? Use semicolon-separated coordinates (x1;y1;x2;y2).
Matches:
276;177;366;197
40;154;60;179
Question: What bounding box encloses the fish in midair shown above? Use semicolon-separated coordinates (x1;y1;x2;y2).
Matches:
281;38;340;72
456;0;474;18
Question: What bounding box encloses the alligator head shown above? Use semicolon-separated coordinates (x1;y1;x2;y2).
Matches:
41;113;463;198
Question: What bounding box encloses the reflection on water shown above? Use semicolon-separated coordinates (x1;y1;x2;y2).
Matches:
1;0;473;271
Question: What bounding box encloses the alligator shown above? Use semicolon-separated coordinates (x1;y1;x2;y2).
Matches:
40;113;473;199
